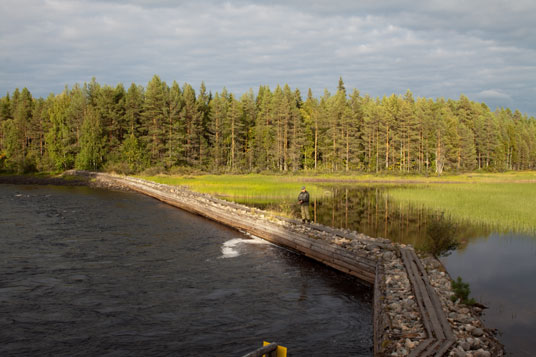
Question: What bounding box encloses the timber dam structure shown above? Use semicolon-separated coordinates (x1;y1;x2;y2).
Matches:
71;171;503;356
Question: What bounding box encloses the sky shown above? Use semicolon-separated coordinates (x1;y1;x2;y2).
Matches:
1;0;535;116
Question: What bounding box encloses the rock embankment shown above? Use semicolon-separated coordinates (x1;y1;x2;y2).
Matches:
65;171;504;356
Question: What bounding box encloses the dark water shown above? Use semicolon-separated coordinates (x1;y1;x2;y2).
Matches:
253;185;536;357
0;184;373;356
441;233;536;357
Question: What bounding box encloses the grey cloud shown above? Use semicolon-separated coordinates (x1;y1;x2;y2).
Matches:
0;0;535;115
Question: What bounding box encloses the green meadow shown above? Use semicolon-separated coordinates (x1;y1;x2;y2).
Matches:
138;174;329;204
387;183;536;233
139;171;536;233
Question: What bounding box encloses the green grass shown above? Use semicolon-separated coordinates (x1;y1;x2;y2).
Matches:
138;174;330;204
388;183;536;232
138;171;536;232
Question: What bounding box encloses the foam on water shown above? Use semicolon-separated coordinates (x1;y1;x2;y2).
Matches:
220;235;271;258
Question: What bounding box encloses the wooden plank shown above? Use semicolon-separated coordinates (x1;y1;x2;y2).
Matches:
434;339;456;357
297;245;376;283
408;257;445;340
241;342;278;357
421;339;442;356
403;249;445;340
408;338;434;357
411;253;455;341
401;248;460;356
373;264;386;356
405;250;452;342
401;249;433;337
277;216;393;249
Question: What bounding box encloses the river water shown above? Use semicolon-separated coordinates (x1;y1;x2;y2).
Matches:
0;184;373;356
255;185;535;357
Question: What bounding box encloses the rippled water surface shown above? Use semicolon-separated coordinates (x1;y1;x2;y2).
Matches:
250;185;536;356
0;184;372;356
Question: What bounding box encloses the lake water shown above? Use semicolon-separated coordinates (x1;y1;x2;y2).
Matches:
251;185;536;356
0;184;373;356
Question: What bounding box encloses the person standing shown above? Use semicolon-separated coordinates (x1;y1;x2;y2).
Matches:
298;186;311;223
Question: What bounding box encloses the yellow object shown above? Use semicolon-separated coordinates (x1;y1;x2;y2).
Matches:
262;341;287;357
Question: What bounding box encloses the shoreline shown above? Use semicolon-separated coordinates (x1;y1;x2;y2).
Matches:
0;174;89;186
2;171;505;356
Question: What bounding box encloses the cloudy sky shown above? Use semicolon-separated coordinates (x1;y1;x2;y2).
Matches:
1;0;535;115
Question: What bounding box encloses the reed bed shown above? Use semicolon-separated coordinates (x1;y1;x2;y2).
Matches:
139;172;536;233
138;174;328;204
387;183;536;233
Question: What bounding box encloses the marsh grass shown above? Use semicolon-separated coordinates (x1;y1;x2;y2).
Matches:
139;172;536;233
388;183;536;233
138;174;330;204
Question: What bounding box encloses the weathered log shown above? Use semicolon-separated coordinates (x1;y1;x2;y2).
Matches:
78;172;498;357
241;342;279;357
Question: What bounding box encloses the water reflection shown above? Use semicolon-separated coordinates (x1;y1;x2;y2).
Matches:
232;184;536;356
245;185;490;256
441;233;536;357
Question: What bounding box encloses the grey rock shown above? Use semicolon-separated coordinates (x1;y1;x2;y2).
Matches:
472;328;484;337
473;349;491;357
452;348;467;357
389;303;401;313
471;338;482;350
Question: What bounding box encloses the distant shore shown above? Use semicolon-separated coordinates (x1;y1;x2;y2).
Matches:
0;173;89;186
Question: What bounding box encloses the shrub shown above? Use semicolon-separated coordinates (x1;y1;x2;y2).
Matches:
450;276;476;305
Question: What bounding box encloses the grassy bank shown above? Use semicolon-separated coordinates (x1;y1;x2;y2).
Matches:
0;171;89;185
139;171;536;233
138;174;330;204
387;183;536;233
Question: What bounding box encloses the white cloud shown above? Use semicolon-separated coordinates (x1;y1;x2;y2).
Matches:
477;89;512;100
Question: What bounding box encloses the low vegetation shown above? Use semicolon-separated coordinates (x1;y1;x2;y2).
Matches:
138;171;536;234
138;174;328;204
451;276;477;306
388;182;536;232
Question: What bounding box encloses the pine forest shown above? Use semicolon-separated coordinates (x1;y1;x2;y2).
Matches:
1;76;535;175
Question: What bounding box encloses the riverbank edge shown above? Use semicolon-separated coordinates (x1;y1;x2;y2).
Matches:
2;171;504;356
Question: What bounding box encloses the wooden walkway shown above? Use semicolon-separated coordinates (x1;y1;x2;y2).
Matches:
84;173;459;356
400;248;456;357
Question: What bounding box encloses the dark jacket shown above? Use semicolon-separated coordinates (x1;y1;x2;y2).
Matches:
298;191;310;205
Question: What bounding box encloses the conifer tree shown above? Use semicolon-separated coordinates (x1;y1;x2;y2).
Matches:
75;106;105;170
96;84;126;160
240;90;257;171
142;75;167;165
225;94;243;171
197;82;211;167
287;88;304;171
120;132;146;173
68;84;87;152
382;94;399;171
2;77;536;175
344;89;363;171
300;89;318;170
46;91;76;170
181;83;202;167
254;86;274;170
125;83;144;135
208;89;228;170
164;81;183;167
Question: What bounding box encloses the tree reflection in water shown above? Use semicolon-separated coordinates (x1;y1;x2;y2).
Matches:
248;185;492;256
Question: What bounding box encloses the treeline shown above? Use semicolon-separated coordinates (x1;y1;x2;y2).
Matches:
1;76;535;174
